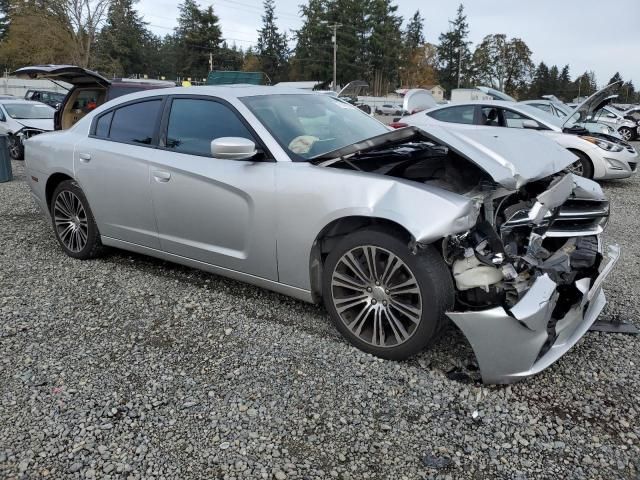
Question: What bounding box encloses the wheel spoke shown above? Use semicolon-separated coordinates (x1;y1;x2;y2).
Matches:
388;278;420;296
54;199;73;218
380;254;402;285
389;298;421;324
348;304;372;336
371;308;385;346
332;272;366;292
343;252;372;285
334;294;369;314
383;308;409;344
364;246;378;281
54;190;88;252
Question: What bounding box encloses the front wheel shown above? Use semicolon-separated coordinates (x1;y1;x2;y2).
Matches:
8;135;24;160
322;229;454;360
618;127;635;141
50;180;103;259
566;150;594;179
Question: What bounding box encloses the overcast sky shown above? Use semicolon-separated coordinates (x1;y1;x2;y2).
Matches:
138;0;640;87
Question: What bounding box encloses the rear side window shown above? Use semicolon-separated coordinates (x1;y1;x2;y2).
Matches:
109;100;162;145
94;111;113;138
165;98;255;157
427;105;476;124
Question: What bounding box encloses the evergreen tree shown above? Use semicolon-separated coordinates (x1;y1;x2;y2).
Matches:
437;4;471;95
558;65;571;101
528;61;550;98
367;0;403;95
174;0;222;79
256;0;289;83
93;0;148;76
0;0;11;41
290;0;331;82
608;72;623;85
404;10;424;50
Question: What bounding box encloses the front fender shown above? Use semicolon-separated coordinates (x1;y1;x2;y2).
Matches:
275;162;479;291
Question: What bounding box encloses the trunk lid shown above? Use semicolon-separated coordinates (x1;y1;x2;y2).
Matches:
402;88;438;114
12;65;111;88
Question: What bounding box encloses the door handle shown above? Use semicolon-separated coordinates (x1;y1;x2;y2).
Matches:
78;153;91;163
153;170;171;182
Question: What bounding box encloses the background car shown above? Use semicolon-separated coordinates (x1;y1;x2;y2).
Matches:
521;99;621;138
375;103;403;115
23;86;618;384
13;65;175;130
0;99;54;159
397;100;637;180
589;105;639;141
24;89;67;109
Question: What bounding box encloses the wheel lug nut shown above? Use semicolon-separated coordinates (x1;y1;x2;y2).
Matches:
375;281;380;286
371;299;377;305
366;287;372;292
385;289;390;294
382;300;387;306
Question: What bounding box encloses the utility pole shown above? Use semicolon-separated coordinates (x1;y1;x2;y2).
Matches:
209;52;213;73
320;21;342;91
457;48;462;88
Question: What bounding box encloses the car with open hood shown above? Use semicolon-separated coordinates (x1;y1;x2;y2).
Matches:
0;99;54;159
589;105;639;141
520;98;621;138
13;65;175;131
24;86;619;384
396;83;638;181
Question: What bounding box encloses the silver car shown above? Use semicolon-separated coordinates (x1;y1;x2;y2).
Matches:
24;86;619;384
0;99;54;159
590;105;639;141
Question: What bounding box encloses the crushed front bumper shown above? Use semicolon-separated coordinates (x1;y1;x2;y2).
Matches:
447;244;620;384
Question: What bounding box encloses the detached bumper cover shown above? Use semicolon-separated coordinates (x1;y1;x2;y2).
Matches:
447;244;620;384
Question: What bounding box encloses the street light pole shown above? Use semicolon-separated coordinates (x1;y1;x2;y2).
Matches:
457;48;462;89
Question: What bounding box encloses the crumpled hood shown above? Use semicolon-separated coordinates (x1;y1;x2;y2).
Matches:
417;125;577;189
15;118;54;131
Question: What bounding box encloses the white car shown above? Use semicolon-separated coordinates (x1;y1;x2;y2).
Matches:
521;99;622;139
375;103;403;116
397;85;637;180
0;99;55;159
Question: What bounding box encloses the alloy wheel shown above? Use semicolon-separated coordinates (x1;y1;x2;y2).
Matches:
566;160;584;176
619;128;632;141
53;190;89;253
8;137;21;158
330;245;422;348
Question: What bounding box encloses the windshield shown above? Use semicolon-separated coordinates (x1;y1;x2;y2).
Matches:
4;103;54;119
241;94;389;160
517;104;564;128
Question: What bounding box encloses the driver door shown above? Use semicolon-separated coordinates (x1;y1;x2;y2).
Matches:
149;96;278;281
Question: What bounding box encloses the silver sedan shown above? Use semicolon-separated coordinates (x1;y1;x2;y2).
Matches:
24;86;619;383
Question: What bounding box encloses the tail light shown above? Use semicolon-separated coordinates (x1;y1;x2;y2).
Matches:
389;122;408;129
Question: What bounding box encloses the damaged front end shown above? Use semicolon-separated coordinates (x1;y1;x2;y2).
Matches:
443;173;619;384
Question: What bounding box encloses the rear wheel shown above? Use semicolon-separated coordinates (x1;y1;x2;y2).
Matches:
322;229;454;360
50;180;103;260
8;135;24;160
566;150;594;179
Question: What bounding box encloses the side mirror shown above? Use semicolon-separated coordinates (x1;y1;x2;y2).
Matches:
210;137;257;160
522;119;539;129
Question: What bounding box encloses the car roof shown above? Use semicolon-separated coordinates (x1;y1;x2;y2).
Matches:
0;99;52;105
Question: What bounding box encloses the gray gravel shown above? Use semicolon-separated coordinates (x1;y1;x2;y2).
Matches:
1;156;639;480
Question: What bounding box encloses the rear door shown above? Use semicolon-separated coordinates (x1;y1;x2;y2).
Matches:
73;97;164;249
148;95;278;280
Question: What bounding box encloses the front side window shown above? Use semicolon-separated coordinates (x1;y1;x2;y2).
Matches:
3;103;54;119
165;98;255;157
109;100;162;145
502;109;543;129
241;94;389;160
427;105;476;124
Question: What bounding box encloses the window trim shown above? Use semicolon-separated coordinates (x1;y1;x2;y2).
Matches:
89;96;167;148
156;94;274;162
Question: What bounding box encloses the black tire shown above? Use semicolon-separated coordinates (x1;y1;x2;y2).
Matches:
50;180;103;260
375;109;382;115
618;127;635;142
322;228;454;360
394;110;402;116
567;149;594;179
8;135;24;160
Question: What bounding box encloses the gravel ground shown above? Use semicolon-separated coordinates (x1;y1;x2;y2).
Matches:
1;155;639;480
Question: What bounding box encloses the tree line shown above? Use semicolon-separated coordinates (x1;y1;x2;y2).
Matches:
0;0;637;102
